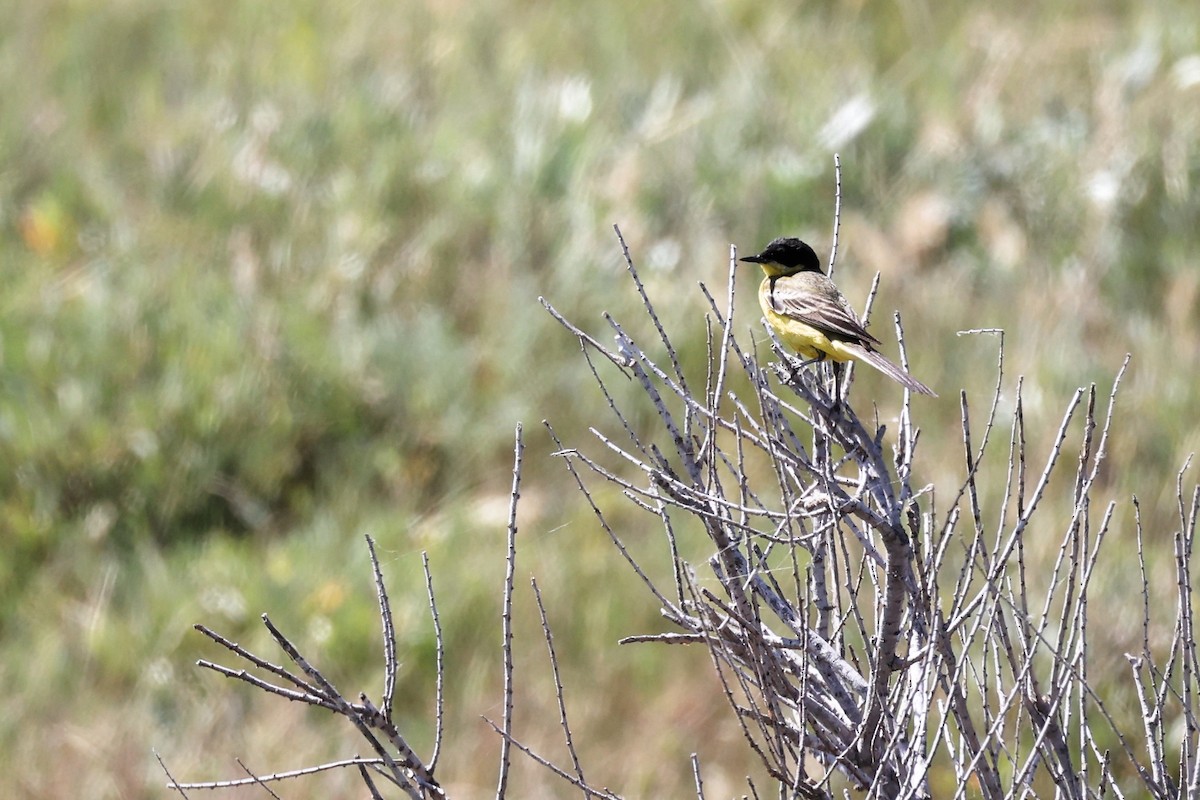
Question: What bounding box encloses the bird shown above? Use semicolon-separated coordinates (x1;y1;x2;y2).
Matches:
739;236;936;397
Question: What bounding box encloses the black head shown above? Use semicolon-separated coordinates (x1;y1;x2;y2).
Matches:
739;237;823;274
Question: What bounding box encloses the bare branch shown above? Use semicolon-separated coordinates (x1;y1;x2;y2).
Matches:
422;551;447;774
531;577;591;797
366;534;398;723
496;423;524;800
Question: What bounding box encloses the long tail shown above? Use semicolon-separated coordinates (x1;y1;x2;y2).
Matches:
844;343;937;397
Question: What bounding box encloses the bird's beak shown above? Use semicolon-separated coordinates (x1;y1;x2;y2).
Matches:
739;253;764;264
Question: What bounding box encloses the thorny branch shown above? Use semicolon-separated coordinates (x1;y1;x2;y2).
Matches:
166;539;454;796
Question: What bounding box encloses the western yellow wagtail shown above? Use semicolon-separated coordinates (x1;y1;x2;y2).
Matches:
740;237;936;397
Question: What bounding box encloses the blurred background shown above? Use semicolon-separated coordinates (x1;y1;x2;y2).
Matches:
2;0;1198;796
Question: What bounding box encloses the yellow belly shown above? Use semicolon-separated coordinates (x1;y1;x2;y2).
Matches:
762;303;859;363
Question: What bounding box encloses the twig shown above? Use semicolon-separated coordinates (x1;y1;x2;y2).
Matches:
366;534;398;723
170;758;388;790
540;296;634;372
423;551;446;773
154;749;191;799
531;577;591;797
828;153;842;278
235;758;283;799
482;718;624;800
495;423;524;800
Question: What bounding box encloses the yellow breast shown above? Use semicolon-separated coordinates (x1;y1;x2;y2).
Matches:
758;278;857;363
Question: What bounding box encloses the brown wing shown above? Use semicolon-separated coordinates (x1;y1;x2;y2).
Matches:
768;275;882;347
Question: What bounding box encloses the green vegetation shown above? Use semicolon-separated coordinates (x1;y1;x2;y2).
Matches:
1;0;1198;796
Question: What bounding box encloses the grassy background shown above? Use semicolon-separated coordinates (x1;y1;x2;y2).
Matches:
2;0;1199;796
